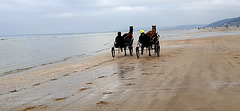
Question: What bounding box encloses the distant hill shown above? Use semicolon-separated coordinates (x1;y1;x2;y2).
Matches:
131;24;207;31
207;16;240;27
173;24;207;29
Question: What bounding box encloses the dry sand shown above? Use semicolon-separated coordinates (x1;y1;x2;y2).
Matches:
0;34;240;111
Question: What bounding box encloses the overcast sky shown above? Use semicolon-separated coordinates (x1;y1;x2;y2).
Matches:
0;0;240;35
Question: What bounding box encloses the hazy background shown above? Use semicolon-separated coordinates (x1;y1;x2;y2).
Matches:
0;0;240;35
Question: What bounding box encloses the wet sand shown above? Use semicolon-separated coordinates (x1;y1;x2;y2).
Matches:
1;34;240;111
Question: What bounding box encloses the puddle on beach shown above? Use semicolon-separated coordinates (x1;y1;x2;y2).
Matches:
116;65;135;79
22;104;47;111
54;97;68;101
210;82;240;88
162;44;186;49
96;101;109;105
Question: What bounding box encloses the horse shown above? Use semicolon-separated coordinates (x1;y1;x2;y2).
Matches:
121;26;134;56
146;25;160;56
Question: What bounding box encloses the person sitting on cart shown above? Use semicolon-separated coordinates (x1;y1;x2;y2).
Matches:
115;32;124;51
139;30;150;54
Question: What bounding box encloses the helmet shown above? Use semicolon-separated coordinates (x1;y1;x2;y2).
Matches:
117;32;121;36
140;30;144;34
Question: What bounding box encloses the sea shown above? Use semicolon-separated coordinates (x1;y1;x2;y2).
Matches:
1;28;240;77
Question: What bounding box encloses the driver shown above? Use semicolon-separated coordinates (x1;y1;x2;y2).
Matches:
115;32;124;51
139;30;150;54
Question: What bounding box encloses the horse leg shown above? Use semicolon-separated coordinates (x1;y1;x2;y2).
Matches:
154;44;156;55
124;47;127;56
149;47;151;56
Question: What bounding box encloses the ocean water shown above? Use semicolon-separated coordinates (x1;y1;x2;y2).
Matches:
0;33;115;76
1;28;240;77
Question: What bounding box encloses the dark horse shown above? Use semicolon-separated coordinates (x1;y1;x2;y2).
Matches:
122;26;134;56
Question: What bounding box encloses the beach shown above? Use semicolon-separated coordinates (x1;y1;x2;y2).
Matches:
1;29;240;111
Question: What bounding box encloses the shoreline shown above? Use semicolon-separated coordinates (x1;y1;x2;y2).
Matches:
0;34;239;88
1;27;240;77
1;34;240;111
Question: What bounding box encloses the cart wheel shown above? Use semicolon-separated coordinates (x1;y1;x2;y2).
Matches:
111;47;115;58
157;45;160;57
136;47;140;58
129;46;133;56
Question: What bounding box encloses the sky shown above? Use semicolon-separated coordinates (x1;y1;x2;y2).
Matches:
0;0;240;35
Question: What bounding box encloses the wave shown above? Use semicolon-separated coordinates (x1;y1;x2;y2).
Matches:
40;54;87;66
0;39;8;41
1;66;36;77
92;47;110;53
0;54;87;77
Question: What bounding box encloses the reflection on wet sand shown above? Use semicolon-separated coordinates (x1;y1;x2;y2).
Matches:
116;62;135;79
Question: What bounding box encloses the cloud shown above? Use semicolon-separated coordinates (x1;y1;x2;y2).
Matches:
96;0;117;7
180;0;240;11
114;6;147;12
211;0;240;5
50;12;75;18
0;0;240;35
